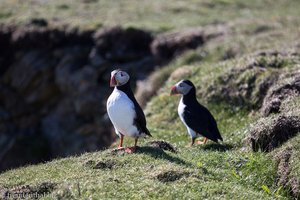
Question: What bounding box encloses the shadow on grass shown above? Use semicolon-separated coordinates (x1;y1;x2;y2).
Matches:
136;146;192;167
201;143;233;152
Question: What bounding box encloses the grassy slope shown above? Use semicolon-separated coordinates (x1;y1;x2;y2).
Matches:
1;0;300;199
0;0;299;31
1;25;299;199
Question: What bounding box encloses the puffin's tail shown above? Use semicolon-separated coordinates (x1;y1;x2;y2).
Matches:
145;128;152;137
212;123;223;142
210;128;223;143
216;131;223;142
218;134;223;142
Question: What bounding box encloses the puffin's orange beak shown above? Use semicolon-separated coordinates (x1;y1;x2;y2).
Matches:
170;86;178;95
110;75;117;87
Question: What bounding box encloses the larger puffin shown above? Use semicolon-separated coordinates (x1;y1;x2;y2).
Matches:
170;80;223;146
107;69;151;153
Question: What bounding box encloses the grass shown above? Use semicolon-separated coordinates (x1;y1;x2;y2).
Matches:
0;0;299;31
0;54;295;199
0;145;281;199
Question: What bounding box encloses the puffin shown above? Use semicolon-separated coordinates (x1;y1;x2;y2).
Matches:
106;69;151;153
170;80;223;146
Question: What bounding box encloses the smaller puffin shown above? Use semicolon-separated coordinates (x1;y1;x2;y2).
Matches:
170;80;223;146
107;69;151;153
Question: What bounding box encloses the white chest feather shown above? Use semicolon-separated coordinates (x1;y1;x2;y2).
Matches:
178;98;197;138
107;88;139;137
178;98;186;123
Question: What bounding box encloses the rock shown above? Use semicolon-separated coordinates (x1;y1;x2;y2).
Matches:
93;26;153;62
4;50;51;90
0;83;31;118
55;47;93;94
74;86;104;116
41;98;82;157
116;56;156;78
0;130;16;165
88;47;108;68
0;107;10;121
151;24;227;62
3;50;60;105
0;25;13;76
41;97;113;157
151;29;204;62
0;130;51;172
10;26;93;50
75;122;114;150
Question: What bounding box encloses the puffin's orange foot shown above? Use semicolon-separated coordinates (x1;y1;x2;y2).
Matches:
196;138;208;145
196;140;205;145
125;146;138;153
113;147;125;152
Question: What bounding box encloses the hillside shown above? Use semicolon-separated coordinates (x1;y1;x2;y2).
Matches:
0;0;299;31
0;0;300;199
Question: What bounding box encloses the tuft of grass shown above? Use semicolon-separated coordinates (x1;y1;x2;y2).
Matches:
270;97;300;198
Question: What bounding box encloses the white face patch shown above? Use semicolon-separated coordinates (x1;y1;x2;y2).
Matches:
111;70;130;86
175;80;193;95
111;69;119;77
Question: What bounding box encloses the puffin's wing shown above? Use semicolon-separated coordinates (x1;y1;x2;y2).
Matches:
183;105;222;142
118;83;152;137
133;102;152;136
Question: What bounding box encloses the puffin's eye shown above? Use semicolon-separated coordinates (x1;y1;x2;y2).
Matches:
179;83;183;87
120;73;124;77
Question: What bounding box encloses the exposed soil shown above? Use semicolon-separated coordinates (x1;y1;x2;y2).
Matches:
156;170;190;183
147;140;178;153
248;115;300;152
261;71;300;116
85;159;117;170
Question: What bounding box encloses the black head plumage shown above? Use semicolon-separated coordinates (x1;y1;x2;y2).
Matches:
182;80;195;88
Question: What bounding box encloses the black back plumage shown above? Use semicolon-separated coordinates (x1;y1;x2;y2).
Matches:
117;81;151;137
181;80;222;142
